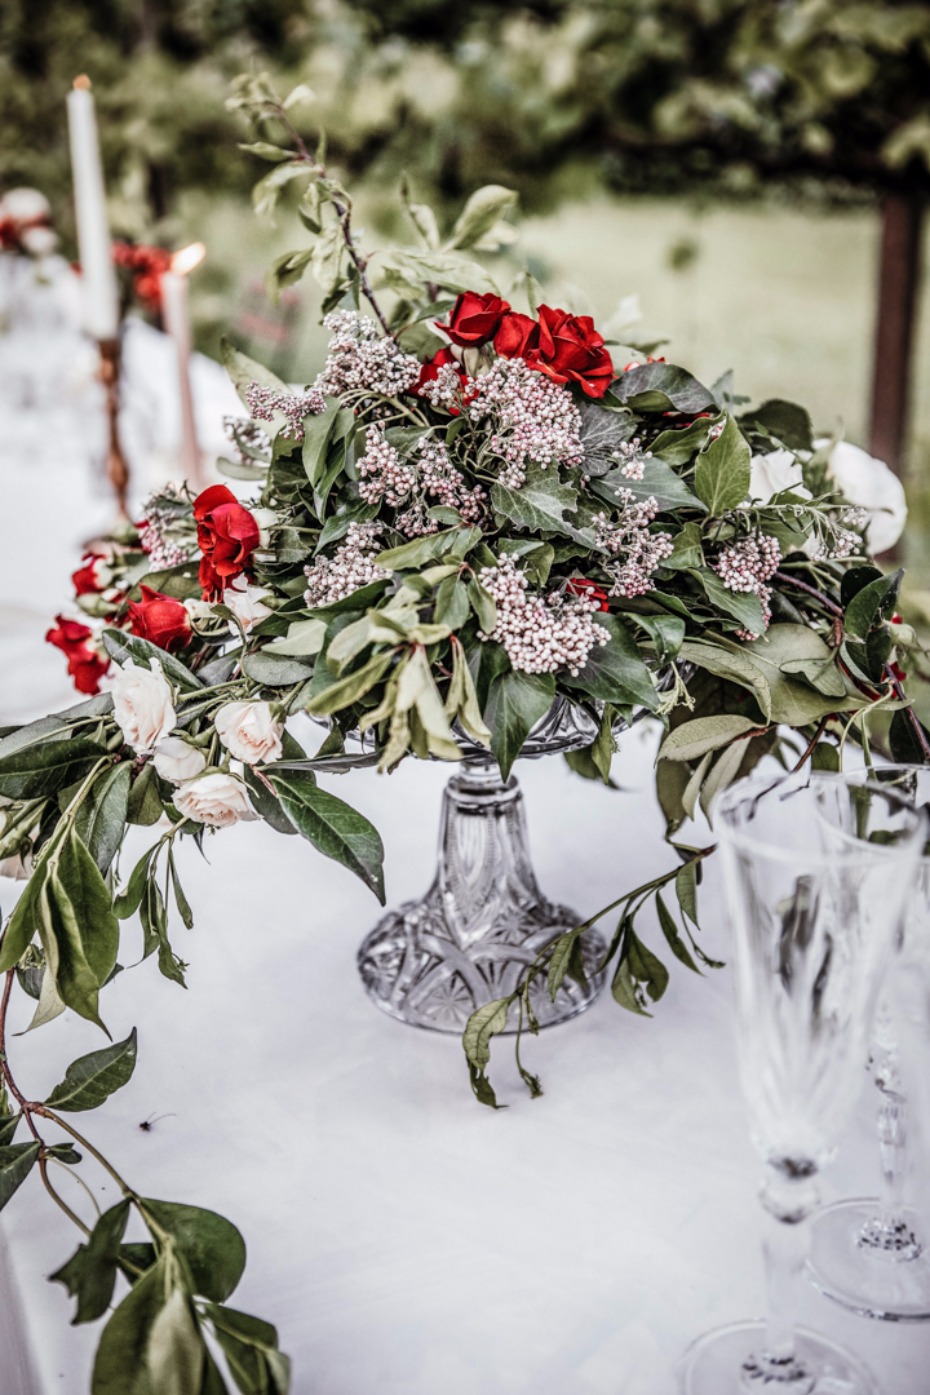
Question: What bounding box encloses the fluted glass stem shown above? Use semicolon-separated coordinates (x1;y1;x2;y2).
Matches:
743;1168;819;1393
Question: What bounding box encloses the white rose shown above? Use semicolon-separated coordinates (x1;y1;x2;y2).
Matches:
20;225;57;257
152;736;207;785
1;187;51;223
222;579;272;634
826;440;907;555
749;449;810;504
214;701;284;766
111;659;176;754
172;772;255;828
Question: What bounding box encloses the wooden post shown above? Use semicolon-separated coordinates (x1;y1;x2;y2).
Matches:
98;338;130;519
868;191;924;479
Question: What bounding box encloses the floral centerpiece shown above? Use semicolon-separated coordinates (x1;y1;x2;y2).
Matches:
2;78;928;1393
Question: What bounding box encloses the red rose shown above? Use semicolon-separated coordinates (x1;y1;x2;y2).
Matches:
46;615;110;695
72;552;107;596
526;305;614;399
494;311;540;360
193;485;261;600
440;292;510;347
566;578;610;612
415;346;467;395
127;585;192;652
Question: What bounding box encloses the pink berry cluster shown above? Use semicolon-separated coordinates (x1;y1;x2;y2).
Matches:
303;522;388;607
479;553;609;676
357;428;485;537
593;493;674;598
418;363;468;412
713;530;782;639
314;311;421;400
244;383;325;440
468;359;584;487
137;485;197;570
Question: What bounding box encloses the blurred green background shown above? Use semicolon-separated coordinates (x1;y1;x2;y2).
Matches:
3;0;929;575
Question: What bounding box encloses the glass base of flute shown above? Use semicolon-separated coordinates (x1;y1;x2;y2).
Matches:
809;1198;930;1321
678;1321;879;1395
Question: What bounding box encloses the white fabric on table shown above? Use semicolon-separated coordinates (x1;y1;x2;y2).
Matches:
1;361;929;1395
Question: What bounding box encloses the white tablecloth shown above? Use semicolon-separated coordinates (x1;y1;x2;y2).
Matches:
1;375;929;1395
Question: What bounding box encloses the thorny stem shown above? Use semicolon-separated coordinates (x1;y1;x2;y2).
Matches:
272;103;394;337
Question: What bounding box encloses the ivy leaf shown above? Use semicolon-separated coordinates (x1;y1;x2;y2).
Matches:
490;463;582;538
484;671;555;779
649;415;721;466
565;613;660;710
0;1141;40;1211
45;1030;137;1112
612;362;717;414
50;1199;132;1323
0;738;106;800
593;459;704;514
693;414;752;515
269;771;386;902
74;763;132;875
142;1201;246;1304
739;399;813;452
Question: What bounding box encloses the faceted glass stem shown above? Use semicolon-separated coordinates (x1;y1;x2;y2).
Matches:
742;1167;820;1393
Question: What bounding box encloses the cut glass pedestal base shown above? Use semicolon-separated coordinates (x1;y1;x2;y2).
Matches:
808;1199;930;1321
357;761;607;1033
677;1320;880;1395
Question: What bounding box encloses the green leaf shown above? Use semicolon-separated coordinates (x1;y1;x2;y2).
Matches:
593;459;704;515
203;1304;290;1395
658;714;761;763
239;652;314;687
693;414;751;515
92;1257;168;1395
376;526;480;571
147;1285;205;1395
631;613;686;662
0;1142;39;1211
563;613;659;710
484;671;555;779
263;619;327;659
301;398;344;486
655;893;700;973
740;399;813;453
74;763;131;874
51;1200;131;1324
305;650;396;718
0;738;106;800
612;928;668;1014
126;764;166;827
244;767;296;835
612;362;716;414
45;1030;137;1112
434;576;470;630
691;569;766;634
115;847;160;920
890;709;930;765
142;1201;246;1303
101;630;202;693
57;832;120;989
467;578;497;633
490;463;581;539
377;248;499;297
0;1113;21;1146
743;625;850;725
649;415;721;466
678;639;773;722
461;996;512;1070
844;569;902;642
447;185;517;250
0;873;43;972
269;772;385;902
547;927;586;1001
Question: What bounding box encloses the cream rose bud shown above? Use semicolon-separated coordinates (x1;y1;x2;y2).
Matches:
826;440;907;554
222;579;272;634
251;509;278;549
214;701;284;766
172;772;256;828
112;659;176;754
152;736;207;785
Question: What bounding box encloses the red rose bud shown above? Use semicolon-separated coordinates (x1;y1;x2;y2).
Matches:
440;291;511;347
193;485;261;600
127;585;192;652
72;553;108;596
566;577;610;612
494;311;540;360
526;305;614;399
46;615;110;695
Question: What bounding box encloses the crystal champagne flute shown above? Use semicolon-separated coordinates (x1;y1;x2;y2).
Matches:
677;770;925;1395
808;763;930;1320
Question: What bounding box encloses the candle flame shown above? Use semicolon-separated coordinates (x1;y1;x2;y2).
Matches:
171;242;206;276
73;75;92;90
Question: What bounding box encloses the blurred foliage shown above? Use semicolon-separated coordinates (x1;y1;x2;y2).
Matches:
3;0;930;252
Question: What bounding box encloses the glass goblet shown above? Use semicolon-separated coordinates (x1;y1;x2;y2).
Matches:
808;763;930;1320
677;770;925;1395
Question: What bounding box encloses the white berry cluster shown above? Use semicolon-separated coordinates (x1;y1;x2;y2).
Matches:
593;494;674;598
468;359;584;488
245;383;326;440
812;507;868;561
357;428;485;537
137;485;198;570
303;522;388;607
614;436;651;482
223;415;271;464
479;554;609;676
313;311;421;400
713;530;782;640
